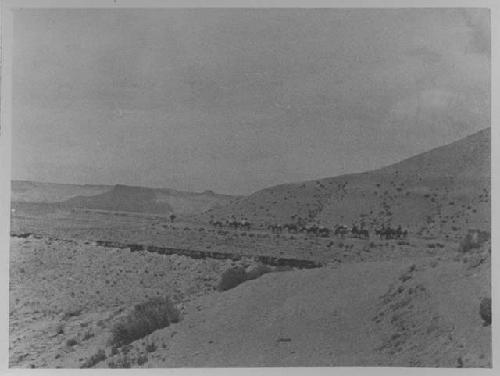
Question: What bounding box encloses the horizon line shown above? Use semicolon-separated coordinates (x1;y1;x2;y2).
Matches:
11;126;490;196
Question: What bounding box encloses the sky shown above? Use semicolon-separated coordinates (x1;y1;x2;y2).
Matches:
12;8;490;195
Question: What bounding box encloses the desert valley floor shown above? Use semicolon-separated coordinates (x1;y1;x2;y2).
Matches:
9;129;491;368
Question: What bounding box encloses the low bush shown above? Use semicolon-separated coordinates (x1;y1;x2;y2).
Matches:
479;297;491;326
62;308;82;320
108;355;131;368
82;330;94;341
137;354;148;366
110;297;180;347
217;266;247;291
80;349;106;368
458;230;490;253
145;341;157;353
55;323;64;335
459;233;479;253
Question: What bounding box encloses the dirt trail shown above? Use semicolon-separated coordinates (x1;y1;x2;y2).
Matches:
147;261;406;367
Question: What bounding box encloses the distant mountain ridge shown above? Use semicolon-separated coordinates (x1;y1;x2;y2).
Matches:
11;181;239;216
11;180;111;203
63;184;172;214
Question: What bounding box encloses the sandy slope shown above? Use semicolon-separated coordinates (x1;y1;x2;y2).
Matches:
372;243;491;367
9;233;491;368
11;181;110;203
101;242;490;368
145;261;400;367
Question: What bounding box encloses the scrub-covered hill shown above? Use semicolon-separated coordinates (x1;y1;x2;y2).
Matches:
205;128;490;237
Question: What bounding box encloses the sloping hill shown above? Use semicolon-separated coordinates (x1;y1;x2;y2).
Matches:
11;180;111;203
63;184;173;214
205;128;490;236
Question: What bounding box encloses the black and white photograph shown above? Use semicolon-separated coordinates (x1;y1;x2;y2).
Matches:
1;1;494;369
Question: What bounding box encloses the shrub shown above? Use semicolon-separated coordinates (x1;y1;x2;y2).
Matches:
80;349;106;368
479;297;491;326
62;308;82;320
110;297;180;347
109;355;131;368
145;341;157;353
217;266;247;291
137;354;148;366
458;231;489;253
82;330;94;341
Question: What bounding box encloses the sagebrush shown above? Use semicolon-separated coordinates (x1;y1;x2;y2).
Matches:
110;297;180;347
217;266;247;291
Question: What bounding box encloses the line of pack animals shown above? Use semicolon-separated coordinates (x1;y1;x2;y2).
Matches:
210;218;408;240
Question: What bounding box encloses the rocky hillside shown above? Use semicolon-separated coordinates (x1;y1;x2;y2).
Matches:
205;128;490;236
11;181;110;203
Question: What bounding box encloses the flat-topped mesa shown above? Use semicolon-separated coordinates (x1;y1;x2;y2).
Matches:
63;184;172;214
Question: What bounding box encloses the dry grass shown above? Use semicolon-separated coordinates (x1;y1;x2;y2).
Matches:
110;296;180;347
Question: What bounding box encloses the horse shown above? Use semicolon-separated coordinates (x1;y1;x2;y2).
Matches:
317;226;331;238
283;223;299;233
351;226;369;239
376;226;404;240
226;219;239;230
393;226;409;239
303;224;319;235
377;227;392;239
334;225;349;238
375;227;385;239
268;224;282;234
240;219;251;231
210;219;224;228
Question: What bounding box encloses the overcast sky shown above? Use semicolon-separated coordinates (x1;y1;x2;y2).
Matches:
12;8;490;195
